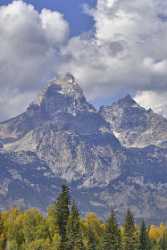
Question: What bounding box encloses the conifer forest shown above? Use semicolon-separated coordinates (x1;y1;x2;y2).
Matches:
0;185;166;250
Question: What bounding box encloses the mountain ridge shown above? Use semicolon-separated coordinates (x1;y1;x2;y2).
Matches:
99;94;167;148
0;74;167;223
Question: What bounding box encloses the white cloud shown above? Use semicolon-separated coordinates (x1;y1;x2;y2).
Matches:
135;91;167;118
0;0;167;120
40;9;69;45
143;58;167;75
0;89;36;121
0;0;69;120
57;0;167;110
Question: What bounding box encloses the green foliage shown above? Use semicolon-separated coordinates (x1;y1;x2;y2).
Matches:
0;213;6;250
23;208;49;243
48;185;70;249
66;201;85;250
82;212;104;249
0;186;166;250
159;232;167;250
55;185;70;240
87;226;97;250
24;239;54;250
123;209;139;250
100;210;122;250
139;220;151;250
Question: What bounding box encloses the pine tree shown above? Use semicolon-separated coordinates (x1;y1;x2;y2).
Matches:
138;220;151;250
54;185;70;249
123;209;138;250
159;232;167;250
100;210;122;250
87;226;97;250
0;213;6;250
66;201;85;250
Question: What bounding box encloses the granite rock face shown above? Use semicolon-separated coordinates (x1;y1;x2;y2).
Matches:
99;95;167;148
0;151;63;210
0;74;167;223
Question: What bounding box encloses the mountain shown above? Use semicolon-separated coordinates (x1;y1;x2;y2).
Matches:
0;74;167;223
0;74;95;143
99;95;167;148
1;74;122;187
0;150;63;210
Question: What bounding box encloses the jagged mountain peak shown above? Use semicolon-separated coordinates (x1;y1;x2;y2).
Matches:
100;94;167;148
0;74;122;187
37;73;83;104
99;95;140;115
36;73;95;117
0;74;95;143
1;79;167;223
117;94;139;106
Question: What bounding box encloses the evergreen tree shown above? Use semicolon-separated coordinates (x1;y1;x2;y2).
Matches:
100;210;122;250
0;213;6;250
54;185;70;249
123;209;138;250
138;220;151;250
159;232;167;250
87;225;97;250
66;201;85;250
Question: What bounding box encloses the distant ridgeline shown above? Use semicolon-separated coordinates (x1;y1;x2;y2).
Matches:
0;185;166;250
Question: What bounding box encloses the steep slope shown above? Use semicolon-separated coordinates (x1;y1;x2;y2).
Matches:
83;145;167;223
0;73;95;143
0;150;62;210
1;74;123;187
99;95;167;148
0;75;167;223
0;105;42;143
38;73;95;117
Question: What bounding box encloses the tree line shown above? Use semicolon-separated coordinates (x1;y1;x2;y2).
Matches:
0;185;167;250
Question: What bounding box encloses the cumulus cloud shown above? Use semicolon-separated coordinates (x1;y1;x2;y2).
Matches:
135;91;167;118
0;89;36;121
1;0;167;120
40;9;69;45
57;0;167;115
143;58;167;75
0;0;69;120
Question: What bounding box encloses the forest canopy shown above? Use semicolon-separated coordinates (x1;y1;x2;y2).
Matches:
0;185;166;250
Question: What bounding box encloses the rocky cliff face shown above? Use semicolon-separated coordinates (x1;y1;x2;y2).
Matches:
99;95;167;148
0;150;63;211
0;74;167;223
2;74;122;187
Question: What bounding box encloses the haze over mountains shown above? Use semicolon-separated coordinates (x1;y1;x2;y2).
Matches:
0;74;167;223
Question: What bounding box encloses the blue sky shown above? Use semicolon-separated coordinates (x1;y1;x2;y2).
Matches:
0;0;167;120
0;0;96;36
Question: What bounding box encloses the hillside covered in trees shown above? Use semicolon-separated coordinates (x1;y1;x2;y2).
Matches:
0;186;166;250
